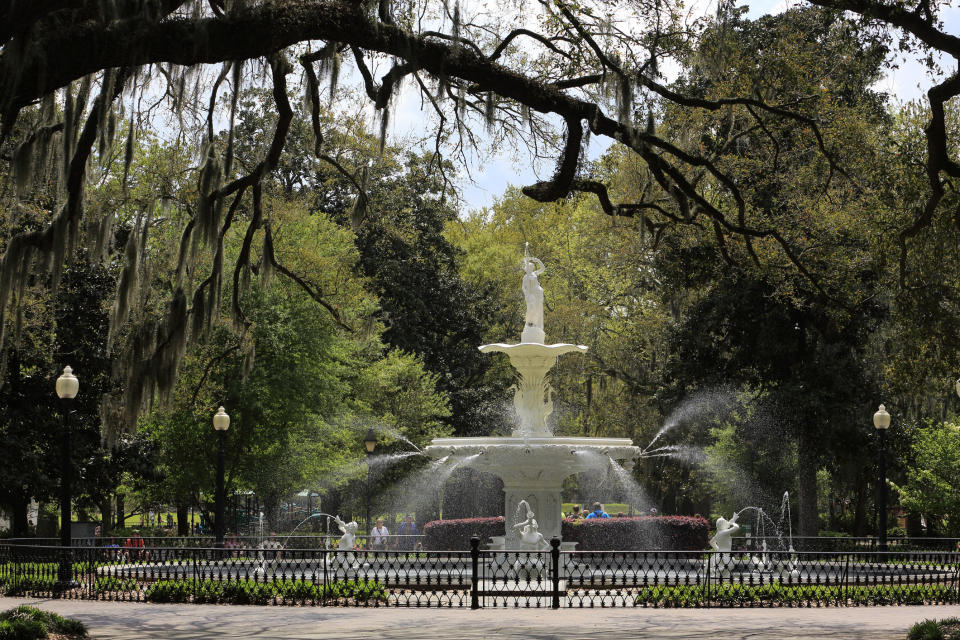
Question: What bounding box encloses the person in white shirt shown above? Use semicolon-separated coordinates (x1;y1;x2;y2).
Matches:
371;518;389;551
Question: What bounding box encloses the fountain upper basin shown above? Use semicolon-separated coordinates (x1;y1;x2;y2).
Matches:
425;436;639;487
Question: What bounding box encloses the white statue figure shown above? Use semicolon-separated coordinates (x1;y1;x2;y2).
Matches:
331;515;359;570
521;243;546;343
513;512;549;552
512;501;548;581
709;512;740;578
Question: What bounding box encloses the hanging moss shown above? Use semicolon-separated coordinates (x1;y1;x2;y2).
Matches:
12;137;35;197
617;74;633;125
107;222;140;353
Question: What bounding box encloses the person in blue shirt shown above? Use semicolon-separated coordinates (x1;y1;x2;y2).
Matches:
585;502;610;519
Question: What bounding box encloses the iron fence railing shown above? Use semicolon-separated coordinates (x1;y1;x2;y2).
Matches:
4;534;426;551
732;536;960;553
1;539;957;608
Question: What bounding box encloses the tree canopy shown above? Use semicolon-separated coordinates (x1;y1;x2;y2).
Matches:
2;0;960;427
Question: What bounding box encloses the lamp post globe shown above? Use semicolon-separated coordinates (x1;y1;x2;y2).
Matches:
213;407;230;548
56;366;79;400
55;366;79;588
363;428;377;453
873;404;890;551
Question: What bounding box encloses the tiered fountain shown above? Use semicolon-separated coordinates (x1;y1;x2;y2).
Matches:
425;245;640;548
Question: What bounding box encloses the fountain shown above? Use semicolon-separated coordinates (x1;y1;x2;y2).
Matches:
425;245;640;548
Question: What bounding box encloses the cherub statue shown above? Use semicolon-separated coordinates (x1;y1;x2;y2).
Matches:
709;512;740;578
512;501;548;581
331;515;359;570
513;509;548;552
333;515;358;548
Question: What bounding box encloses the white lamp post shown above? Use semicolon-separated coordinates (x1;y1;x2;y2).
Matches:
55;366;79;588
213;407;230;548
873;404;890;551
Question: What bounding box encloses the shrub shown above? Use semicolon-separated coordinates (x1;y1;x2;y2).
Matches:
908;618;960;640
909;620;946;640
142;578;387;604
94;575;137;593
0;618;45;640
423;517;505;550
1;577;55;597
634;584;960;607
0;606;87;639
561;516;709;551
144;579;195;603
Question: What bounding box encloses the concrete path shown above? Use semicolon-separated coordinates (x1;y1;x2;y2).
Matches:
2;597;958;639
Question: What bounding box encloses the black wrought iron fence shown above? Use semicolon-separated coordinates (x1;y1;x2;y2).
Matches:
1;539;957;608
5;535;426;551
732;536;960;553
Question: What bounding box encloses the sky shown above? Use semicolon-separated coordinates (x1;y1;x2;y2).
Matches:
381;0;960;214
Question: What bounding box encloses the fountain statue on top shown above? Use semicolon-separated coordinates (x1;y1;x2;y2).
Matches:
521;246;546;343
426;246;639;548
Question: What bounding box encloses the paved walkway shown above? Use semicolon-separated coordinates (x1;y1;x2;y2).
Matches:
2;597;958;639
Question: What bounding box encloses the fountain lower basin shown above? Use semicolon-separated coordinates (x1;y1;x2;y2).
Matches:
426;436;639;547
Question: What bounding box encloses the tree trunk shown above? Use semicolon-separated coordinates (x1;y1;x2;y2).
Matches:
99;499;112;535
176;503;189;536
11;494;28;537
115;494;125;529
262;495;280;533
795;428;818;536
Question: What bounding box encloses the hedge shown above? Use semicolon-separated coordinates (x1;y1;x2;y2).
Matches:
561;516;709;551
422;515;708;551
423;516;505;551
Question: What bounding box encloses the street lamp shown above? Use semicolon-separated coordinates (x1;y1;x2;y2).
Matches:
873;404;891;551
55;366;79;588
363;428;377;535
213;406;230;548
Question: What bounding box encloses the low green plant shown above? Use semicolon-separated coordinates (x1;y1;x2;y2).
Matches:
634;583;960;607
142;578;387;604
0;617;45;640
907;618;960;640
94;575;138;593
0;606;87;639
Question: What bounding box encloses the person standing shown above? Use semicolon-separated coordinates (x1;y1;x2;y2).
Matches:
397;514;418;550
371;518;389;551
585;502;610;519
